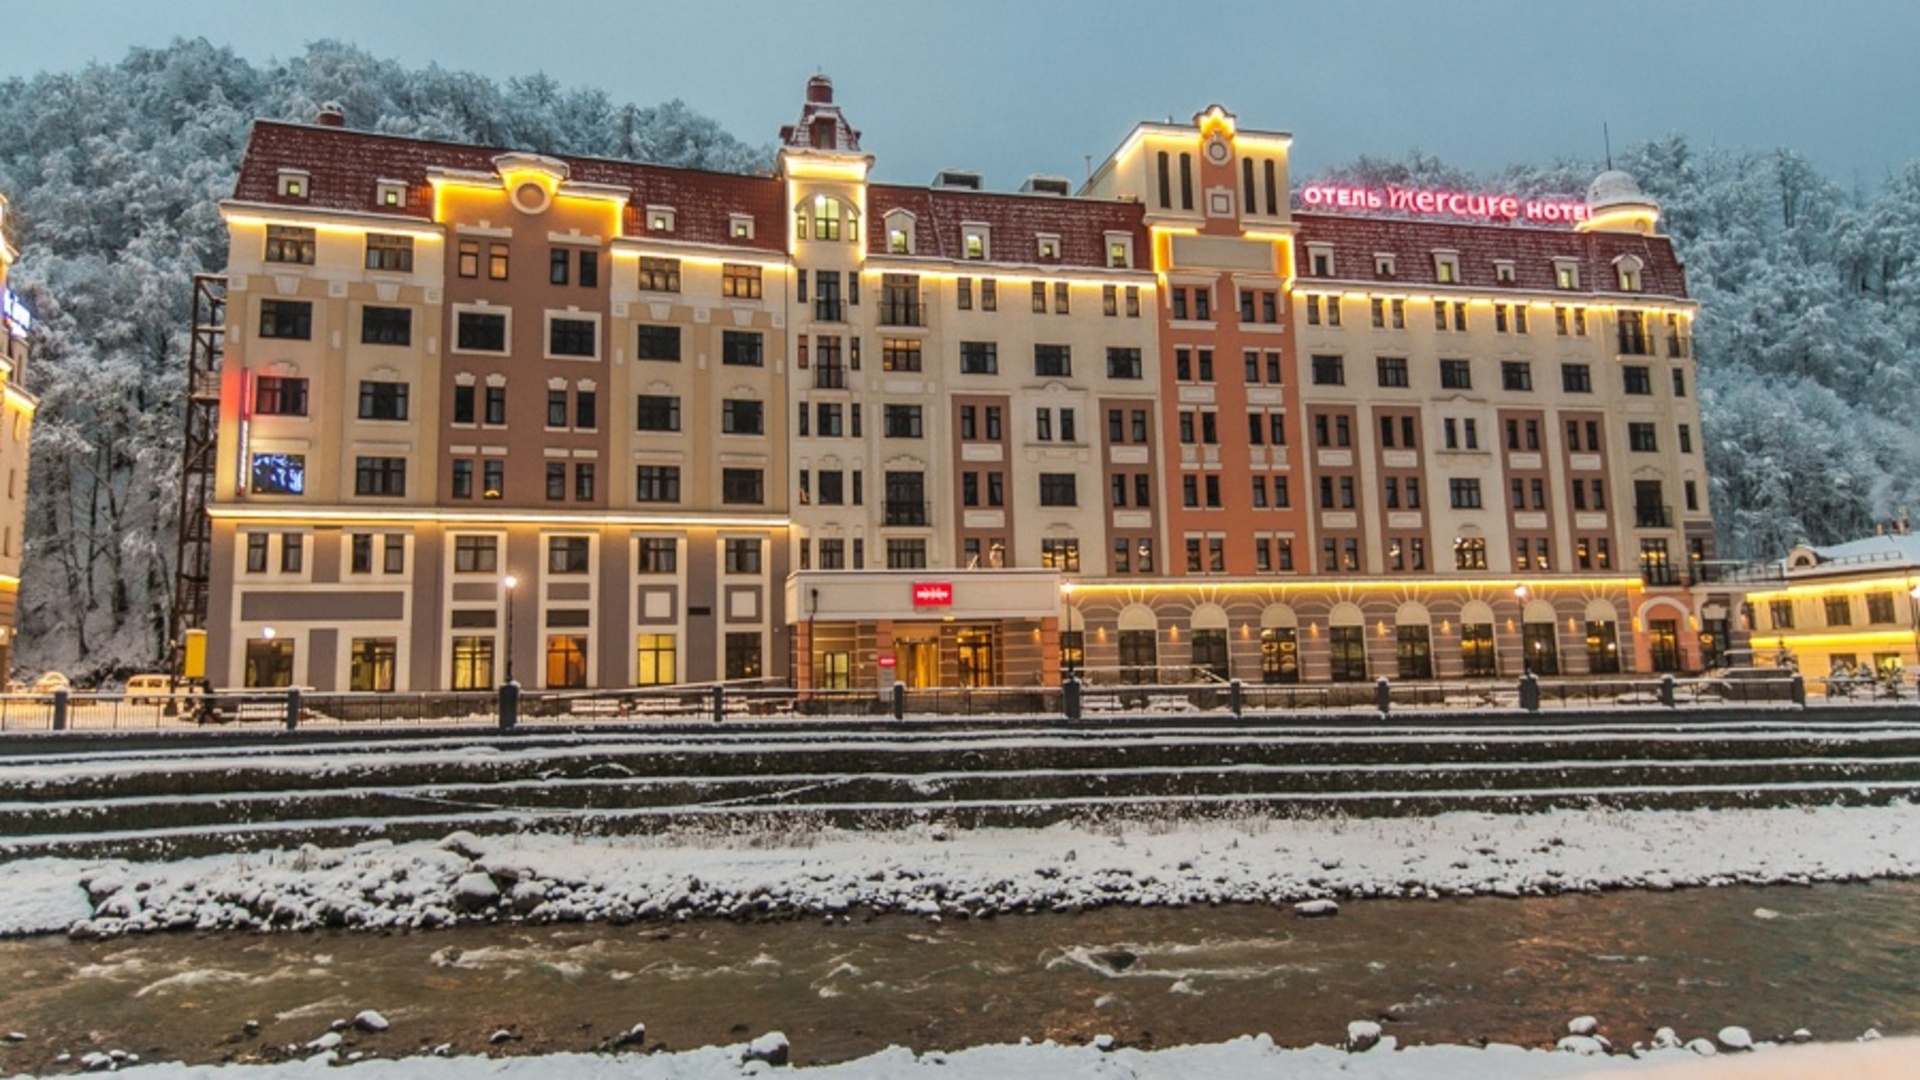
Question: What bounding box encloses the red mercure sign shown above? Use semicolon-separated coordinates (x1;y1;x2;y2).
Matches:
911;581;954;607
1299;184;1590;224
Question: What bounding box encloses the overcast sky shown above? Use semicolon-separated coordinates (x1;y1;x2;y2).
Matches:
4;0;1917;192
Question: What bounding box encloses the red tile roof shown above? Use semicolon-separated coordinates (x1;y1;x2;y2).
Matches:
232;121;786;253
1293;212;1688;299
866;184;1147;269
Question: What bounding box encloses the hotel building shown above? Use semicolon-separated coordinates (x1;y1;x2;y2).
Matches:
1739;530;1920;680
202;80;1724;691
0;192;34;680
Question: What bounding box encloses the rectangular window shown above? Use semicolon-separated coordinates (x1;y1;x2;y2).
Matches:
574;463;595;501
549;317;596;357
280;533;304;573
484;386;506;425
1629;422;1659;451
1623;365;1653;395
637;257;682;292
453;385;476;424
1501;361;1533;391
1039;473;1077;506
1562;363;1592;393
636;394;681;432
457;240;480;278
636;324;681;361
349;638;398;692
488;243;509;280
365;233;413;272
1449;478;1482;509
722;330;764;367
1040;538;1080;571
635;465;681;502
722;263;763;299
721;399;765;435
1376;356;1409;388
354;456;407;497
357;381;409;421
547;536;590;574
264;225;315;264
1311;355;1345;386
254;376;309;416
451;459;473;499
883;404;924;438
1825;596;1852;627
258;299;312;340
634;633;677;686
1770;599;1795;629
636;537;678;574
1867;592;1897;624
453;535;499;573
1439;359;1471;390
1106;347;1143;379
456;311;506;352
960;341;998;374
1034;344;1072;377
883;338;923;372
361;305;412;346
722;468;764;504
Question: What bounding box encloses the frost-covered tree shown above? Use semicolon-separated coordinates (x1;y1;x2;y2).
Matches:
0;38;771;681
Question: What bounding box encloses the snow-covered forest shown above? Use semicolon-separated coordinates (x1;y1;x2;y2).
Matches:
2;38;1917;680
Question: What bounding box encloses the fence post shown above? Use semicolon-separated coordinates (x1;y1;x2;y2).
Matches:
285;687;301;731
499;680;519;731
1375;676;1391;714
712;683;726;724
1229;677;1245;718
890;681;906;721
1519;673;1540;713
1790;673;1806;708
1064;675;1083;721
1659;673;1676;709
51;687;68;731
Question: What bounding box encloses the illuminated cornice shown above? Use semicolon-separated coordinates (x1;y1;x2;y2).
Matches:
220;201;441;239
212;507;790;528
1748;574;1920;603
1064;576;1641;597
3;384;36;414
1762;630;1917;648
779;152;873;184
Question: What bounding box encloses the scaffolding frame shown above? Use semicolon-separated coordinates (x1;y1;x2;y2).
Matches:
171;274;225;670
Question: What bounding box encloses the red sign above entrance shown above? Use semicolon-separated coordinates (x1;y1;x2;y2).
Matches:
1299;184;1590;224
911;581;954;607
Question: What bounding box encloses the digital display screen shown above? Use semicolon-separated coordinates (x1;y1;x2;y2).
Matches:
250;453;306;495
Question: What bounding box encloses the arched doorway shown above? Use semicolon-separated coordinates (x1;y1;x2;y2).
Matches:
1395;601;1433;679
1259;604;1301;684
1328;602;1367;682
1190;603;1230;682
1459;599;1497;677
1117;604;1158;684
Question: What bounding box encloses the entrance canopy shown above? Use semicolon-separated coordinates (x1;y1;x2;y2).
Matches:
787;568;1066;623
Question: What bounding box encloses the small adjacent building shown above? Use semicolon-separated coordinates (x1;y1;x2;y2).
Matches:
1739;530;1920;678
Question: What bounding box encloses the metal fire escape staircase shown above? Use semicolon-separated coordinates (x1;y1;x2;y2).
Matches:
171;274;225;660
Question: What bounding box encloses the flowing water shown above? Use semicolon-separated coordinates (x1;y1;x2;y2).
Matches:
1;882;1916;1071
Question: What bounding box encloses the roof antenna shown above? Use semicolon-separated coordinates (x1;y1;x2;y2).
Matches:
1603;122;1614;171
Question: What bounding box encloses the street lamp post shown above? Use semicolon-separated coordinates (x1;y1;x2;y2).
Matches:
502;574;518;686
1060;581;1077;679
1513;584;1530;675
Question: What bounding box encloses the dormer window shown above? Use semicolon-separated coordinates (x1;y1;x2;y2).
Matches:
1373;253;1396;278
1433;251;1460;284
646;205;676;233
1493;260;1515;284
729;214;755;240
1306;243;1334;277
1105;232;1134;269
801;195;851;242
375;180;407;209
962;223;990;261
1615;255;1643;292
277;170;310;199
1554;258;1580;290
1037;234;1060;261
883;209;916;255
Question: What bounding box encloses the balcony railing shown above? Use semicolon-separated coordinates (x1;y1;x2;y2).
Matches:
1634;504;1673;528
814;298;845;322
1641;565;1681;587
814;364;847;390
883;500;929;527
1667;334;1693;359
878;301;925;327
1617;331;1652;356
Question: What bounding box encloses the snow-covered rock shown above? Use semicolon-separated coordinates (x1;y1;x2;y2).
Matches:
304;1032;342;1052
1346;1020;1382;1052
1718;1025;1754;1050
1686;1037;1719;1056
1567;1015;1598;1036
1294;899;1339;918
744;1031;790;1066
1557;1035;1606;1056
353;1010;389;1033
453;872;500;911
613;1023;646;1049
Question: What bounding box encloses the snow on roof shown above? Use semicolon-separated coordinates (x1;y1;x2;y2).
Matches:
1294;211;1688;298
232;121;787;253
866;183;1146;268
1802;532;1920;569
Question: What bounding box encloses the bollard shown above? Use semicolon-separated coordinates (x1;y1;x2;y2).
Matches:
1064;675;1083;721
1790;673;1806;708
712;683;726;724
285;686;301;731
499;680;519;731
1519;672;1540;713
890;681;906;721
1659;673;1676;709
1375;676;1391;714
51;687;69;732
1229;677;1245;719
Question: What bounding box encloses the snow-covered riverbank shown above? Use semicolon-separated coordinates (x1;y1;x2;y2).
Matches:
3;802;1915;938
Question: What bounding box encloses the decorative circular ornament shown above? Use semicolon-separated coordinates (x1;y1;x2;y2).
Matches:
1204;134;1231;165
513;182;552;214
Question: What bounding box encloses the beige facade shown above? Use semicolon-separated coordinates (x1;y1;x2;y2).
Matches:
0;192;35;680
204;82;1724;692
1740;532;1920;680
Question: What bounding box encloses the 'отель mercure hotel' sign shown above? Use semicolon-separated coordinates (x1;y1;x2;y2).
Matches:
1299;184;1590;224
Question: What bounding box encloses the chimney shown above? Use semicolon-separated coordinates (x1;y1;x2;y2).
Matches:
316;102;346;128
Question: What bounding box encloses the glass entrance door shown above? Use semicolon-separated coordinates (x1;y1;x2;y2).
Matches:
956;628;995;687
897;638;939;688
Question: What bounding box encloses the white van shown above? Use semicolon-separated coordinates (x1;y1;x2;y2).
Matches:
125;674;180;705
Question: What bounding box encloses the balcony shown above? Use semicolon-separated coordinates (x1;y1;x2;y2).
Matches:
1616;331;1653;357
883;500;929;527
878;301;925;327
1634;504;1673;528
813;364;847;390
814;298;845;322
1641;565;1681;587
1667;334;1693;359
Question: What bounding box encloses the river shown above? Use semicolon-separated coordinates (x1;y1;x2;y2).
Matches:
0;881;1914;1072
